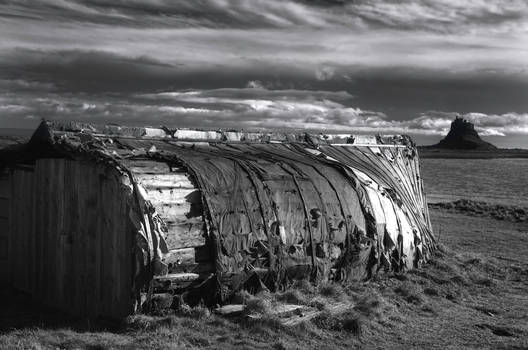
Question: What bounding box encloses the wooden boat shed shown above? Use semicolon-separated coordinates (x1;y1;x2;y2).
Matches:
0;120;435;318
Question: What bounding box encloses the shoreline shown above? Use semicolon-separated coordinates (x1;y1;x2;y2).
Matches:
418;147;528;159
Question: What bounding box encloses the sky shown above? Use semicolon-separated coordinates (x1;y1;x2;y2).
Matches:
0;0;527;147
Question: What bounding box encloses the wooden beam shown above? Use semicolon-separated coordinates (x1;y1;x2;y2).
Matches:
164;221;206;250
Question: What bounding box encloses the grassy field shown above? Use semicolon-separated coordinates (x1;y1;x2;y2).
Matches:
1;207;527;350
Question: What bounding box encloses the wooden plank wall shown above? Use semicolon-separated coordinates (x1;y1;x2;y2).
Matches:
0;170;12;289
9;158;135;318
9;168;34;293
125;159;213;275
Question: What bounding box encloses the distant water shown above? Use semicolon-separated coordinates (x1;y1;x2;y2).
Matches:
420;158;528;207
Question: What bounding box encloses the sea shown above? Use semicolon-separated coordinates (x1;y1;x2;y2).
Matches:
420;158;528;208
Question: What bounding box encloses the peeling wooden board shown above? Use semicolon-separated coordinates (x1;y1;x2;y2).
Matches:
163;245;212;266
215;304;245;316
164;221;206;249
168;262;214;274
154;203;193;220
0;177;10;199
135;174;193;188
0;198;8;214
154;272;200;282
164;217;204;226
143;188;200;204
122;160;171;173
153;272;202;291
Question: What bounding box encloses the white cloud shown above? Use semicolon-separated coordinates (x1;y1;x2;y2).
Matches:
3;87;526;137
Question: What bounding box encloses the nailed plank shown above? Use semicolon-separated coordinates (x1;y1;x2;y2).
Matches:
122;160;172;174
163;245;212;266
86;162;98;317
54;159;65;309
62;160;74;311
154;273;200;282
0;178;9;199
143;188;200;204
165;217;204;226
0;199;8;222
154;203;194;220
152;272;203;290
164;222;206;249
163;248;195;266
42;161;52;303
214;304;245;316
110;165;120;318
136;173;194;188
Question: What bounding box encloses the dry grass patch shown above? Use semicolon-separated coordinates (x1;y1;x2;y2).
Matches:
312;309;363;336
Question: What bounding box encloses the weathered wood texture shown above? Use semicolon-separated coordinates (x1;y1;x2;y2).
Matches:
9;169;34;293
8;159;135;318
128;159;213;275
0;170;11;288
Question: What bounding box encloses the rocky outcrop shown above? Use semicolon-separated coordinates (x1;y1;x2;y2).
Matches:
431;117;497;150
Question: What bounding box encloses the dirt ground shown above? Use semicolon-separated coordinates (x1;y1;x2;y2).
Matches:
1;208;527;350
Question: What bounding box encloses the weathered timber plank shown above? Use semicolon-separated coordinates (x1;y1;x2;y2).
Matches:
0;177;10;199
86;163;98;317
42;161;52;303
164;217;204;226
154;203;194;220
163;248;195;266
164;222;206;249
168;262;214;275
74;161;86;316
0;198;8;214
154;273;200;281
33;165;43;298
109;166;120;318
163;245;212;266
101;166;114;316
135;173;193;187
120;199;134;317
62;160;74;311
9;171;18;291
122;160;172;174
152;272;202;290
54;159;65;309
143;188;200;204
116;169;127;317
214;304;245;316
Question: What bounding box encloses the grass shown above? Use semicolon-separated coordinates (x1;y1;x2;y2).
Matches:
1;208;527;349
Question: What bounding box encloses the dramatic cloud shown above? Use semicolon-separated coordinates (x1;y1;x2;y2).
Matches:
0;0;527;144
2;87;526;139
2;0;527;32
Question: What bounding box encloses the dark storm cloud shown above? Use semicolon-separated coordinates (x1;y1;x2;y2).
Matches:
0;0;527;138
2;48;526;115
0;48;316;93
1;49;184;92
